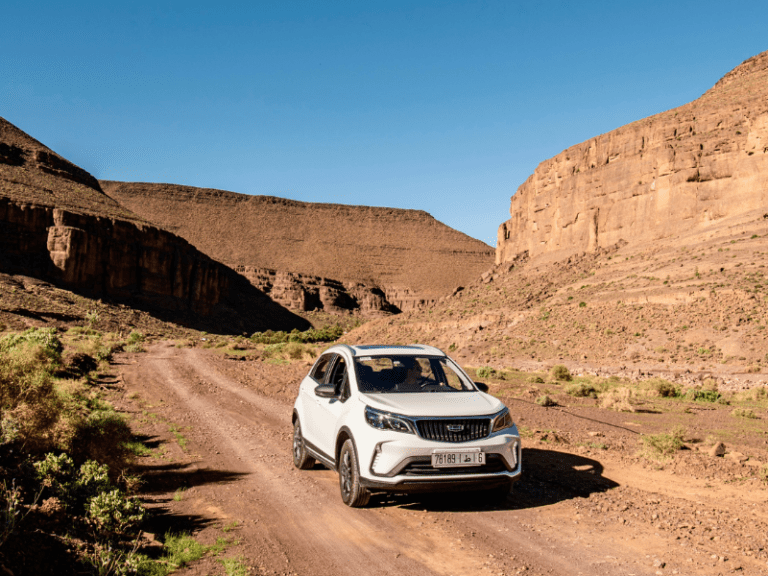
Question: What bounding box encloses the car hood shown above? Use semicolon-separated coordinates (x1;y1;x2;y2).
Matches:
361;392;504;418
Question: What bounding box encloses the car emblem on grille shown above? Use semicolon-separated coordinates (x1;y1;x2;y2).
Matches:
446;424;464;432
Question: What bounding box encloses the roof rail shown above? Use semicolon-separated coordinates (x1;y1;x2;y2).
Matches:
409;344;445;356
333;343;357;356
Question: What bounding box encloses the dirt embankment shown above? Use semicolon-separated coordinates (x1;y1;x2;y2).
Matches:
111;344;768;576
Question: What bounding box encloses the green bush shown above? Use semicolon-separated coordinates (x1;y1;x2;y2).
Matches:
0;328;63;364
549;364;572;382
0;330;62;447
87;489;145;535
35;454;114;508
251;325;344;345
77;460;112;501
124;331;145;353
683;389;721;403
35;453;77;504
476;366;496;379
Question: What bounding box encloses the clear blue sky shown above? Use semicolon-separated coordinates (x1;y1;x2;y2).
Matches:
2;1;766;246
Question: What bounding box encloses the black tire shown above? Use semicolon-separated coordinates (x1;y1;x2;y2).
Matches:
292;418;315;470
338;438;370;507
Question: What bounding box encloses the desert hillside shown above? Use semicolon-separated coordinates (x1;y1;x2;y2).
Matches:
347;51;768;388
0;116;307;333
101;181;495;304
497;50;768;265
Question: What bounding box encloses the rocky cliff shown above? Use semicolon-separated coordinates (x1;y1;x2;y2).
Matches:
497;51;768;265
0;116;308;333
101;182;495;304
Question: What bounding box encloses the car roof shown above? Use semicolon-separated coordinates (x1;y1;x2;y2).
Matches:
329;344;446;357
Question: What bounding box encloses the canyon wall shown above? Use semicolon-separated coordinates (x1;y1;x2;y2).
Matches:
101;182;495;303
0;117;308;333
497;51;768;265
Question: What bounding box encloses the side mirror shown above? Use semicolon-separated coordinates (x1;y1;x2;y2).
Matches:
475;382;489;393
314;384;337;398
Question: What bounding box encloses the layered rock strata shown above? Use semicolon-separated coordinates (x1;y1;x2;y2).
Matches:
497;51;768;265
236;267;395;315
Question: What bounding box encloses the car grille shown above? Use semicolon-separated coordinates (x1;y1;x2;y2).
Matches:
415;418;490;443
401;455;508;476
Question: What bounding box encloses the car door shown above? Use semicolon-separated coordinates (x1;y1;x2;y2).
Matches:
301;353;335;455
311;354;351;461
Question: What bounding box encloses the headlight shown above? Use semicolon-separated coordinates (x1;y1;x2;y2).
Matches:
490;408;513;433
365;406;415;434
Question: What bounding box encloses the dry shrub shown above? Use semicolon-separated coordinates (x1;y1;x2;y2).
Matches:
644;377;678;398
535;395;557;407
0;334;62;451
565;383;597;398
641;426;686;458
731;407;758;419
600;387;636;412
549;365;572;381
741;386;768;402
702;377;719;391
263;342;312;361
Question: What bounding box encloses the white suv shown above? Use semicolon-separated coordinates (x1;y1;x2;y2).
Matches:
291;344;521;507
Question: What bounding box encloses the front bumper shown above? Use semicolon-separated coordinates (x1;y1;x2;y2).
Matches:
359;428;521;493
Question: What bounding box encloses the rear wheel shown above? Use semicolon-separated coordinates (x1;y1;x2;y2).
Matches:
292;418;315;470
338;439;370;507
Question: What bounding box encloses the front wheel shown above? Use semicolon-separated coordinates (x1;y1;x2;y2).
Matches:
338;439;370;507
292;418;315;470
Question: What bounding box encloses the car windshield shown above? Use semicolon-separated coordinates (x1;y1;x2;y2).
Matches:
354;355;475;393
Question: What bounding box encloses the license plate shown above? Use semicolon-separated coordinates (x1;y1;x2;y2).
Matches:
431;449;485;468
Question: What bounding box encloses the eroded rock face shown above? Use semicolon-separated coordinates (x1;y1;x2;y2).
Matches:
497;51;768;265
0;198;307;332
236;266;402;315
0;117;308;333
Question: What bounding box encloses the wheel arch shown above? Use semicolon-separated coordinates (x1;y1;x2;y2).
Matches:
335;425;355;466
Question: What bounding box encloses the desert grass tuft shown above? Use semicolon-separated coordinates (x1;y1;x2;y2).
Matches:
731;407;758;419
600;387;636;412
641;426;686;459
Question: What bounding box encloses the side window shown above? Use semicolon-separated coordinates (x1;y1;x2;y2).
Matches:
311;354;334;383
329;357;349;395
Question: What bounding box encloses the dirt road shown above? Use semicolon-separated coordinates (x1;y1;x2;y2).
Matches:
114;344;768;576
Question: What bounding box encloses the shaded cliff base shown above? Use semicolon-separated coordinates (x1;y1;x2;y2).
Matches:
346;208;768;391
0;271;314;338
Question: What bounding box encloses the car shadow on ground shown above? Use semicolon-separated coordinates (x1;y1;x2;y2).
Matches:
375;447;618;512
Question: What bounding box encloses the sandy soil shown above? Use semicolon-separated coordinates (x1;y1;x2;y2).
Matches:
112;344;768;576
